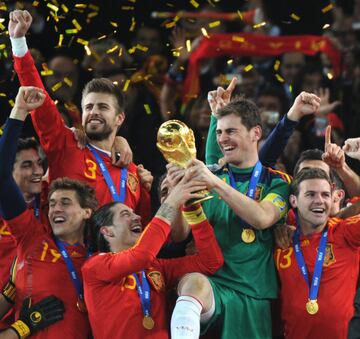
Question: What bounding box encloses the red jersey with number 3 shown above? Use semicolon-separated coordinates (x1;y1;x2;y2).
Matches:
6;209;91;339
275;216;360;339
13;52;151;225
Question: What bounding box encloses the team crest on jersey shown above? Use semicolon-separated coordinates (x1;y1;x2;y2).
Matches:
127;173;139;193
147;271;165;291
323;244;336;267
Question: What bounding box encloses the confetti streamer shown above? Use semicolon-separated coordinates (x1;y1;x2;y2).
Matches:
322;4;333;13
290;13;300;21
244;64;253;72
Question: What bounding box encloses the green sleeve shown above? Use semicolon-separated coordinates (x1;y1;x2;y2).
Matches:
205;115;222;165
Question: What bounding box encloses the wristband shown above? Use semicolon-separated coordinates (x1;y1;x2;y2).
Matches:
11;320;31;339
182;205;206;225
10;37;28;57
2;280;16;304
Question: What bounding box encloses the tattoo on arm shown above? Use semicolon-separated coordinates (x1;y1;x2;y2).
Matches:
156;202;177;224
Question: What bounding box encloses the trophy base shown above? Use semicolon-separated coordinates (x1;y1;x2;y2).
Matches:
185;190;213;207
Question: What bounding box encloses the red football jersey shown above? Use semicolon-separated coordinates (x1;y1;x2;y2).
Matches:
14;52;151;225
7;209;91;339
275;216;360;339
82;217;223;339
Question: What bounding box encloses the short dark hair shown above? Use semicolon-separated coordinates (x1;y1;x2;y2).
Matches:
87;202;118;252
16;138;40;155
291;167;332;197
48;177;98;211
82;78;125;113
216;96;262;130
293;149;324;175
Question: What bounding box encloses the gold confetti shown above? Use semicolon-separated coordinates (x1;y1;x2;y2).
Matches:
41;69;54;76
136;44;148;52
65;29;78;34
52;82;63;92
327;72;333;80
288;85;292;93
232;36;245;42
186;39;191;52
322;23;330;29
77;38;88;46
244;64;253;72
72;19;82;31
322;3;333;13
0;3;7;10
107;45;119;54
84;45;91;55
165;21;176;29
209;21;221;28
190;0;199;8
0;44;6;50
32;1;39;7
47;3;59;12
88;4;99;11
57;34;64;47
8;100;14;107
275;74;285;83
144;104;152;115
290;13;300;21
227;59;233;65
201;27;209;38
129;17;136;32
64;77;73;87
0;93;6;97
75;4;87;9
110;22;118;27
121;6;134;10
123;79;130;92
61;4;69;12
172;50;180;57
0;128;2;136
274;59;281;71
0;22;4;30
237;10;243;20
88;12;98;18
253;22;266;29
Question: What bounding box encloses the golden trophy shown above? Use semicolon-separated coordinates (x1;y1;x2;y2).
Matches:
157;120;213;205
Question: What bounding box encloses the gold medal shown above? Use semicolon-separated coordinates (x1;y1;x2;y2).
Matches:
142;316;155;330
76;298;87;313
241;229;256;243
306;300;319;315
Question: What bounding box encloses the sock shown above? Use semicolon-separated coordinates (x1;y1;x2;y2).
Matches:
171;295;202;339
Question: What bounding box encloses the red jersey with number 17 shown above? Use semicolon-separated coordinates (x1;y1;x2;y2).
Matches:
13;52;151;225
6;209;91;339
275;216;360;339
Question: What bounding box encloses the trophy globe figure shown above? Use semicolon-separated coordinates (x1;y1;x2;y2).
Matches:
157;120;213;205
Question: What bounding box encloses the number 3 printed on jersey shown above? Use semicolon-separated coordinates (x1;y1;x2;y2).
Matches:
84;159;97;179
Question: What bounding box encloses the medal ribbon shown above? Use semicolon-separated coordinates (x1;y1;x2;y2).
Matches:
292;215;328;301
133;271;151;318
32;194;40;220
55;238;86;302
86;144;127;203
227;160;262;229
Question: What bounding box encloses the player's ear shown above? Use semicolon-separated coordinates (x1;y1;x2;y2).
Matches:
289;194;297;209
100;226;114;238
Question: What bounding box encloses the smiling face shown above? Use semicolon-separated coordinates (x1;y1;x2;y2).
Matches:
101;204;143;252
290;178;332;234
13;148;44;202
82;92;124;141
216;113;261;167
48;189;92;244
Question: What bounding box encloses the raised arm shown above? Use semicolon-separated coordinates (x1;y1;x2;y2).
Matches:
323;126;360;197
9;10;69;153
83;173;207;282
0;87;45;220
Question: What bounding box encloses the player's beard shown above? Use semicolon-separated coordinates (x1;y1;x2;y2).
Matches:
85;123;113;141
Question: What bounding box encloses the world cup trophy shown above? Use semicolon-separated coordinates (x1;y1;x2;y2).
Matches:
157;120;213;205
